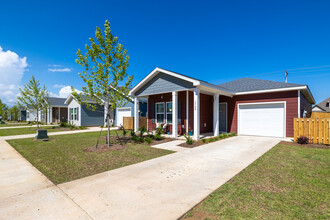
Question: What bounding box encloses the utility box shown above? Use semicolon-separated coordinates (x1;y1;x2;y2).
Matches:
35;130;49;140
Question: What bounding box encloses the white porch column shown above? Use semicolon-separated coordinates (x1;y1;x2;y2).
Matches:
193;88;200;140
49;107;53;123
213;94;219;136
172;91;178;138
58;107;61;122
134;97;139;132
186;90;189;133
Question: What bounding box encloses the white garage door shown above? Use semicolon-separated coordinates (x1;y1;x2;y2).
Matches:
238;102;285;138
117;108;132;126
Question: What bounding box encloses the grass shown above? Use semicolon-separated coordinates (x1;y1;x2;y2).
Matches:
0;126;81;136
7;131;173;184
182;144;330;219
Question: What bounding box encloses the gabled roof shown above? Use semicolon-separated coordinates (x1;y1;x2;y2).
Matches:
46;97;68;107
313;97;330;113
129;67;234;97
218;78;304;93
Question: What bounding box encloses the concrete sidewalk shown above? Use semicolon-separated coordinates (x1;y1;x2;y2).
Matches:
0;124;55;129
59;136;281;220
1;126;118;140
0;139;92;219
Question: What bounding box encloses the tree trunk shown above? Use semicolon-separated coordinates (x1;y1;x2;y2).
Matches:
36;108;39;131
107;103;111;147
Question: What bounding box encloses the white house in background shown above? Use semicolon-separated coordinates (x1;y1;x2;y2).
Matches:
26;108;38;122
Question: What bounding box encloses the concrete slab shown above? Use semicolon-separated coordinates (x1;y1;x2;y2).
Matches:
59;136;281;220
0;139;92;219
151;140;186;152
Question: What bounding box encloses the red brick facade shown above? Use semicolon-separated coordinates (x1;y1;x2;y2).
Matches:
219;91;299;137
147;90;305;137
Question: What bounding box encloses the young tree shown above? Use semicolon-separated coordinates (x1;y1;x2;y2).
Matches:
17;76;49;130
73;20;133;147
10;105;20;121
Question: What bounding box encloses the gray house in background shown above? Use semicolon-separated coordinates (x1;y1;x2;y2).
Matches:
312;97;330;112
41;97;68;124
65;94;106;127
64;94;148;127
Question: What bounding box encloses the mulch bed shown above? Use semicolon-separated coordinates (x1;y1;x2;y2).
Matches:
178;141;205;148
84;144;128;152
280;141;329;149
150;138;174;146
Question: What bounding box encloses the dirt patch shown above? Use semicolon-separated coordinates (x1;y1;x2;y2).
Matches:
280;141;329;149
84;144;128;152
178;141;204;148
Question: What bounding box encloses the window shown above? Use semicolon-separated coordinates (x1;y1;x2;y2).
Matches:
156;103;165;123
326;102;330;108
166;102;172;124
70;108;78;120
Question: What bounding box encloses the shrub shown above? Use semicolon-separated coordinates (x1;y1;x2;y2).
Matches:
154;134;163;140
130;130;136;137
184;134;194;145
202;138;207;143
297;136;309;144
79;126;86;130
156;127;163;135
138;126;147;137
144;136;152;145
137;137;144;143
131;135;138;142
59;122;68;127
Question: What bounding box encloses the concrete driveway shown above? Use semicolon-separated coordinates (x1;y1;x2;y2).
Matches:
59;136;280;220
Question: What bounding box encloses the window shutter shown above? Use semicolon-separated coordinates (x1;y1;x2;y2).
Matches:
151;102;155;123
77;107;79;120
69;108;72;120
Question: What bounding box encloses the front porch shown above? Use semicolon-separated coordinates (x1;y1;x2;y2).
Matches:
129;68;233;140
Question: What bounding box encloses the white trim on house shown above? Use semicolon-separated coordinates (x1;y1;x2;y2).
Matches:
219;102;228;133
165;101;173;124
235;86;306;95
155;102;165;124
298;90;301;118
237;101;286;138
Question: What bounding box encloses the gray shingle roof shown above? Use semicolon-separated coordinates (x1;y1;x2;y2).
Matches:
46;97;68;107
314;97;330;113
218;78;304;93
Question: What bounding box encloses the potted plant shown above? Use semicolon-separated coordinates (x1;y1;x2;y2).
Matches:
188;127;193;136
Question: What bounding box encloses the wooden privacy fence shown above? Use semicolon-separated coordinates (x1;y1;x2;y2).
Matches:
311;112;330;119
122;117;147;130
294;118;330;144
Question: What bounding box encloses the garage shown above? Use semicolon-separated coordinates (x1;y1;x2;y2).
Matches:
238;102;285;138
116;108;132;127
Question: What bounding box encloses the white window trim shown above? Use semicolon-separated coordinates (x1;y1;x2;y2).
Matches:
70;107;78;121
237;101;286;138
166;102;173;124
155;102;165;124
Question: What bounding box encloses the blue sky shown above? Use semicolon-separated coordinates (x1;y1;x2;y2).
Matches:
0;0;329;105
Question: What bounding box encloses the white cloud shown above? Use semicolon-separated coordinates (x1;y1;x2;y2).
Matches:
0;46;28;105
48;64;62;67
51;85;81;98
48;68;71;72
53;84;67;88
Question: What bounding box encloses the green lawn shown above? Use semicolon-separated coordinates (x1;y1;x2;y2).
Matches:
183;144;329;220
7;131;173;184
0;126;80;136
